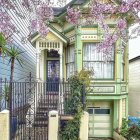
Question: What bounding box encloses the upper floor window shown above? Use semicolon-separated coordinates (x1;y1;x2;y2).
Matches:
66;45;75;79
83;43;114;79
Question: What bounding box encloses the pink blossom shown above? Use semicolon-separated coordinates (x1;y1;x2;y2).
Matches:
0;11;16;43
117;19;126;30
66;7;81;25
36;4;54;21
132;1;140;11
22;0;30;8
118;2;130;13
31;0;41;6
28;19;38;32
38;22;49;37
0;0;15;10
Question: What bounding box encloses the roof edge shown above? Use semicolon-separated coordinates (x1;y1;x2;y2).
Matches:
129;56;140;63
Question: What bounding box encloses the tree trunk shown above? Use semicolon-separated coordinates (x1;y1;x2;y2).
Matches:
8;58;15;109
10;58;15;82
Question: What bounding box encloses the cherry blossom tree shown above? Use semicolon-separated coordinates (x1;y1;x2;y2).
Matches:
0;0;140;57
66;0;140;58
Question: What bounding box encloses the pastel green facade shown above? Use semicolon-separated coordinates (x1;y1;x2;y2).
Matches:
31;0;129;138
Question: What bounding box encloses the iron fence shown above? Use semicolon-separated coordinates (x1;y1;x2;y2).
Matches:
0;74;86;140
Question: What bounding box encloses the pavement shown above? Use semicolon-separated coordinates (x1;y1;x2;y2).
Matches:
88;138;114;140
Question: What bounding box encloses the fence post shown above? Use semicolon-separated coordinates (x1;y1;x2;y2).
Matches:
79;111;89;140
48;110;59;140
0;109;10;140
82;85;86;110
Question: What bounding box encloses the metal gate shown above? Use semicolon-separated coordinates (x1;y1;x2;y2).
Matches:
10;74;60;140
0;73;85;140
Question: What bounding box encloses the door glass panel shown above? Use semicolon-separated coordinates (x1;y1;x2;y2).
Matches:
47;60;59;92
94;109;110;114
47;60;60;81
88;109;93;114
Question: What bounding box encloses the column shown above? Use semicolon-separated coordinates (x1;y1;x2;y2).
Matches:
118;99;122;130
115;39;122;94
36;41;40;80
79;112;89;140
125;97;128;117
48;111;58;140
0;110;10;140
40;50;44;81
59;42;63;80
113;100;118;129
75;26;82;72
59;42;64;114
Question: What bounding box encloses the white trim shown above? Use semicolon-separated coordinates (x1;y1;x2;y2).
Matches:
31;27;67;43
31;34;40;43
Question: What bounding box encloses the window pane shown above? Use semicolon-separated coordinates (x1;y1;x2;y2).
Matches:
67;45;74;63
95;109;110;114
83;43;114;79
66;45;74;79
88;109;93;114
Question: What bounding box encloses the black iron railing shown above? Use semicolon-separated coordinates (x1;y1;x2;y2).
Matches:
0;74;86;140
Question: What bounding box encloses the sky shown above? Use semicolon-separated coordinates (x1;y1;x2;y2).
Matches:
129;37;140;59
129;24;140;59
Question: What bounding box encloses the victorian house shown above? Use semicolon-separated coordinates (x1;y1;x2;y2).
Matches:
30;0;128;138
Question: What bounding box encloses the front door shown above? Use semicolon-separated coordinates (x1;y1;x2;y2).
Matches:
47;60;60;91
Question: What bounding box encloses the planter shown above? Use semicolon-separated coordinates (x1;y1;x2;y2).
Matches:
113;131;127;140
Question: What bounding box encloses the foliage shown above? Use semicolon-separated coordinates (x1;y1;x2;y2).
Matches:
120;118;129;137
127;122;140;140
0;33;6;56
6;46;24;68
120;118;140;140
0;85;10;111
6;46;24;108
60;69;91;140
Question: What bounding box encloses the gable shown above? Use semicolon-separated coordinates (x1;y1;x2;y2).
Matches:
30;26;69;44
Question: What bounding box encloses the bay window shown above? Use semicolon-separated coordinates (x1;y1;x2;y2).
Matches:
83;43;114;79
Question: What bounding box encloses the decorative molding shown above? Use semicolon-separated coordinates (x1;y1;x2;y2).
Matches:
39;41;60;52
78;50;82;54
121;86;126;92
90;86;115;93
81;35;97;40
69;36;75;43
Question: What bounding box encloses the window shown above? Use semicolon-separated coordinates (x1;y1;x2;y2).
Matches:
47;49;59;58
83;43;114;79
88;109;93;114
66;46;74;79
94;109;110;114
